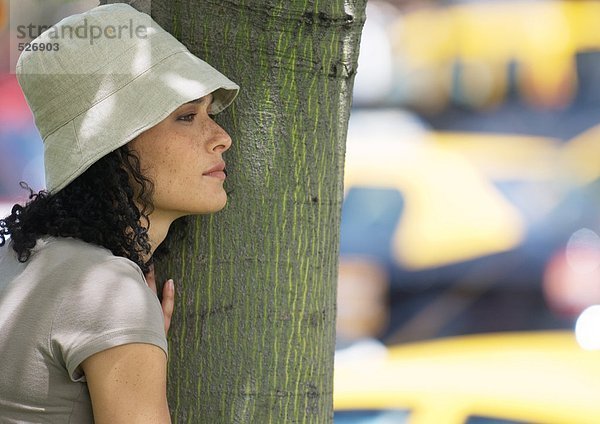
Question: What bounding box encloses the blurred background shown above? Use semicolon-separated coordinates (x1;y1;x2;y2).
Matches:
336;0;600;422
0;0;98;217
3;0;600;423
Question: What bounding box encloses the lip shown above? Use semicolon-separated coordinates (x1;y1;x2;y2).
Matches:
203;161;227;180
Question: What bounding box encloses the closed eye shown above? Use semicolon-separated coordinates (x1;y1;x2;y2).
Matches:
177;113;197;122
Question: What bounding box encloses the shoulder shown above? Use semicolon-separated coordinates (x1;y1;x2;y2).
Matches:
27;235;152;302
39;237;167;381
32;235;145;282
39;236;156;316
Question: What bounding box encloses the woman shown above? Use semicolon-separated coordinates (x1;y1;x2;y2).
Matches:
0;3;239;423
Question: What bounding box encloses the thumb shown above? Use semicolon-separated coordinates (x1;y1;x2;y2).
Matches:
161;279;175;335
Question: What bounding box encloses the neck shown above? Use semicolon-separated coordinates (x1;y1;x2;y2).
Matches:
143;209;180;259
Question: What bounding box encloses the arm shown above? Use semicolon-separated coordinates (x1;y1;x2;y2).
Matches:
82;343;171;424
82;265;175;424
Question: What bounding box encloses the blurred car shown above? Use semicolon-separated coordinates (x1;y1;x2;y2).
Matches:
337;110;587;344
390;0;600;111
333;331;600;424
341;117;573;283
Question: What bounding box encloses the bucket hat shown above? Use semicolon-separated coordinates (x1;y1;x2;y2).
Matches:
15;3;239;194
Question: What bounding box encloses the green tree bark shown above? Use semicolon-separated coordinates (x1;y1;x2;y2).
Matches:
103;1;366;422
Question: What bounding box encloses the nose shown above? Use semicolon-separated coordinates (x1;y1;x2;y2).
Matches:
207;119;232;153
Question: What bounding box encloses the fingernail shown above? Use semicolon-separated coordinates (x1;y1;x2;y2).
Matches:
167;279;174;290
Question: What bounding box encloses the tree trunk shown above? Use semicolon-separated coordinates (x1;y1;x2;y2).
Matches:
103;1;366;422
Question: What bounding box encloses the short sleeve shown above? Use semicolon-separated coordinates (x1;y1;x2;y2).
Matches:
49;258;168;382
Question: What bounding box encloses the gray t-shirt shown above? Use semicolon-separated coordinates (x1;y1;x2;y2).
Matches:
0;236;168;423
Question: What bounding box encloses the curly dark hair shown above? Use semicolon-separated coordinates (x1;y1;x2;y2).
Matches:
0;144;174;275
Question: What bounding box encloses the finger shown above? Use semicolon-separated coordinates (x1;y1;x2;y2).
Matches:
162;279;175;335
144;263;157;295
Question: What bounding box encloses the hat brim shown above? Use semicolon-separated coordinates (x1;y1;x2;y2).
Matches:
44;50;239;194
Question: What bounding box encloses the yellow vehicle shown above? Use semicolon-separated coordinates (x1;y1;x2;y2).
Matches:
334;331;600;424
390;0;600;110
343;128;568;271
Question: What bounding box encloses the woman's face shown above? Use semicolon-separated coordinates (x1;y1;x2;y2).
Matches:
128;93;232;220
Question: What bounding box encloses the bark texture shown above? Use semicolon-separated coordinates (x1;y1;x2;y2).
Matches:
103;1;366;422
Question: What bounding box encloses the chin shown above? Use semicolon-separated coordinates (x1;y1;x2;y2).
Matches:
162;194;228;217
199;193;228;214
206;201;227;213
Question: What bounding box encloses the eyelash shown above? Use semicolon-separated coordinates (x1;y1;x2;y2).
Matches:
177;113;197;122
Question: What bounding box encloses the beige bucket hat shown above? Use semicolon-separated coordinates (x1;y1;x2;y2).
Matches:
15;3;239;194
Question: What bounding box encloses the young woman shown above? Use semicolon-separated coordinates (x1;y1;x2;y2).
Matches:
0;4;239;423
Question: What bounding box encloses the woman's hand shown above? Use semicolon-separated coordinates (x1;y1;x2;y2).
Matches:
144;264;175;336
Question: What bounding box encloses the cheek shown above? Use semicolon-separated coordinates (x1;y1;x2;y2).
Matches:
152;142;199;191
132;127;202;194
